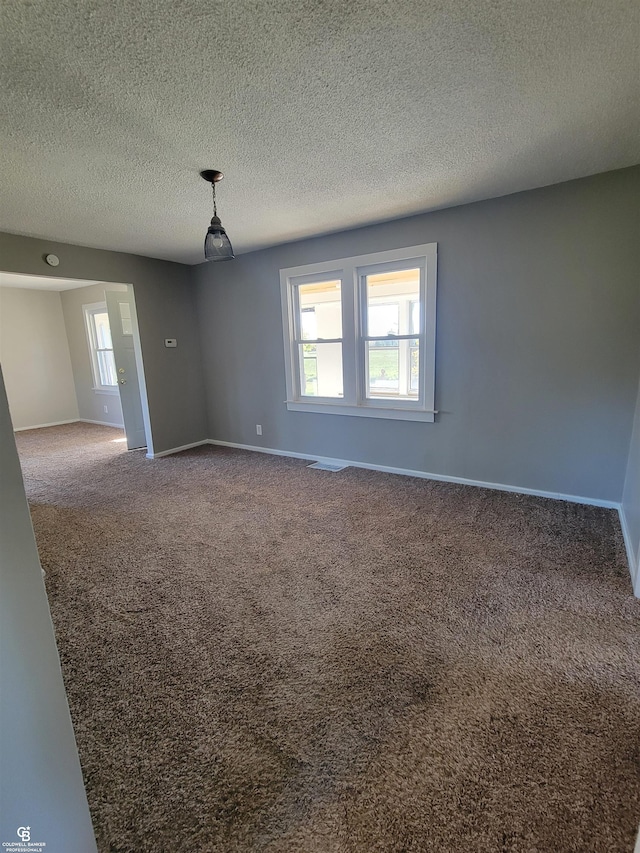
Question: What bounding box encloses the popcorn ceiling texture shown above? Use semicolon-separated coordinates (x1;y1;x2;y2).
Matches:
16;422;640;852
0;1;638;264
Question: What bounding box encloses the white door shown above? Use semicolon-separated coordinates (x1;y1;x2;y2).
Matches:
106;290;146;450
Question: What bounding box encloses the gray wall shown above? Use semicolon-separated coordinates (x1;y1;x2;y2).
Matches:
0;287;79;429
60;283;127;428
0;233;208;454
622;380;640;591
0;367;96;851
194;167;640;504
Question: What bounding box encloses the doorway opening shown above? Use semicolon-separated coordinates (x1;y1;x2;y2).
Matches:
0;271;153;454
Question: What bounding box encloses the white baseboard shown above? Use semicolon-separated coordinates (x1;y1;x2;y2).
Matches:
13;418;80;432
208;439;620;509
146;439;210;459
619;506;640;597
80;418;125;428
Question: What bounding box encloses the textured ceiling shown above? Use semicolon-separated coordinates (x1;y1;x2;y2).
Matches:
1;1;638;265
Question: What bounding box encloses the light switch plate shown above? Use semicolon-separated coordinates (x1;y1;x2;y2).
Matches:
165;338;177;348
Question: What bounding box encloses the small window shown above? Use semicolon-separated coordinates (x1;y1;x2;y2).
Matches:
84;303;117;391
280;244;437;422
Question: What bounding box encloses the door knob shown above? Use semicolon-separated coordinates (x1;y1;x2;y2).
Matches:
119;379;127;384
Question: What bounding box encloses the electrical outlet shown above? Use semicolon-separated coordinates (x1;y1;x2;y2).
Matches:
256;424;262;436
103;405;108;414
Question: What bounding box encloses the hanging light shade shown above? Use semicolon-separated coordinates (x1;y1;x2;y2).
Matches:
204;215;234;261
200;169;235;261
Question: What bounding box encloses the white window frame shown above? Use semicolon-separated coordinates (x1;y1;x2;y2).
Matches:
280;243;437;422
83;302;118;394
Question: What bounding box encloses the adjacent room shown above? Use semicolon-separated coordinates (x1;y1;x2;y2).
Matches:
0;273;144;438
0;2;638;852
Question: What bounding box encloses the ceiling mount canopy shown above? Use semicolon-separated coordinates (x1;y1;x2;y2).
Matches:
201;169;235;262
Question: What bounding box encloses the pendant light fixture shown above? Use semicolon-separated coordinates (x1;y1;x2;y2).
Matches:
201;169;235;261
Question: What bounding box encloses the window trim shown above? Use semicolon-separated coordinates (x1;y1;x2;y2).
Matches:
83;302;119;394
280;243;437;422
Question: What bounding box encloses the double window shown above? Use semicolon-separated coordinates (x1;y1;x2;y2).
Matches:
83;303;117;391
280;243;437;421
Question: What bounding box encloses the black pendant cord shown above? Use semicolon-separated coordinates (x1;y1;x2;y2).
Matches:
212;182;218;218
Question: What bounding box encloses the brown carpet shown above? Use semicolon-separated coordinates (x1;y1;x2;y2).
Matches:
15;422;640;853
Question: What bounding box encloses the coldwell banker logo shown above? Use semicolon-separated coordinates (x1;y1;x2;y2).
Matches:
1;825;46;851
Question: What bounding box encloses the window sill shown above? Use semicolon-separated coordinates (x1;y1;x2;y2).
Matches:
285;400;436;422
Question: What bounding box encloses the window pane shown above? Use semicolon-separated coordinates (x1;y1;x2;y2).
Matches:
366;341;419;400
368;303;399;336
299;342;343;397
410;342;420;392
368;344;399;395
410;300;420;335
93;312;113;348
298;281;342;340
118;301;133;335
97;349;117;386
300;308;317;341
366;268;420;337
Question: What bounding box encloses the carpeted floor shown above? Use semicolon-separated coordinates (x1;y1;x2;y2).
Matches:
16;422;640;853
